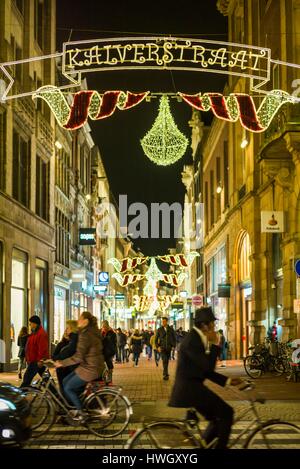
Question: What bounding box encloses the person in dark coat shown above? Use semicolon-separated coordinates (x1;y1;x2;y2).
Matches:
169;306;242;449
130;329;143;367
155;317;176;380
52;320;78;394
17;326;29;380
101;320;117;383
116;328;127;363
20;315;49;388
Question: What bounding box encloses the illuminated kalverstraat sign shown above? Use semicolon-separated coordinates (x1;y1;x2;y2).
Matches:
62;37;271;90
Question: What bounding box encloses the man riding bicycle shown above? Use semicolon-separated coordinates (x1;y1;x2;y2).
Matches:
169;306;242;449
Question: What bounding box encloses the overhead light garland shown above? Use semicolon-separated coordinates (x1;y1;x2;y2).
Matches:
180;89;293;133
108;256;148;273
33;85;149;130
140;95;189;166
158;252;200;267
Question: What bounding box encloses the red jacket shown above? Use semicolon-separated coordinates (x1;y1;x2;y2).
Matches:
25;326;49;363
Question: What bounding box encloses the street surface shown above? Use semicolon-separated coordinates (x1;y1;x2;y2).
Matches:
1;356;300;448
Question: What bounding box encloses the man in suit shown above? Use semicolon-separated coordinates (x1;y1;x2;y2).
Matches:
169;306;242;449
155;317;176;380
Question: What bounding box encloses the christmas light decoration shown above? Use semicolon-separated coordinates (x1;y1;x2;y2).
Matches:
140;95;188;166
158;252;200;267
108;256;148;273
112;273;145;287
32;85;149;130
180;90;293;133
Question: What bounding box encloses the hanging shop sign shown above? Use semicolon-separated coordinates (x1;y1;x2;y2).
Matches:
98;271;109;285
261;211;284;233
217;283;231;298
192;295;203;306
79;228;96;245
295;260;300;276
94;285;107;295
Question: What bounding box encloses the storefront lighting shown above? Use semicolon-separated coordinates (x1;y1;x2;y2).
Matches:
277;304;283;309
55;140;63;150
240;138;249;149
216;184;222;194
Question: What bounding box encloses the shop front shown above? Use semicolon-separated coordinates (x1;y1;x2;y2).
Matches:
54;285;68;343
34;258;48;331
70;269;94;320
236;231;252;357
10;248;28;362
205;245;228;337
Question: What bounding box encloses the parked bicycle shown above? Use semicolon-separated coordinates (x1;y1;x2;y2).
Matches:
23;361;133;438
244;338;287;379
125;380;300;449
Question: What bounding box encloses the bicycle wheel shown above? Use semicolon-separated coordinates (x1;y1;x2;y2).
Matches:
84;389;132;438
270;357;285;376
22;388;56;436
126;422;201;449
244;421;300;449
244;355;263;378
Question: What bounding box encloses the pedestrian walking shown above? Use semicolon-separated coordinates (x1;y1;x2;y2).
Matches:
17;326;28;380
217;329;227;368
116;327;127;363
169;306;242;449
54;311;104;423
20;315;49;388
143;327;154;360
101;320;117;383
150;332;160;366
155;317;176;380
130;329;143;367
52;320;78;394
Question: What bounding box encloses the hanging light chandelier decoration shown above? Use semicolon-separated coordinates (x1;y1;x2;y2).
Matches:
140;95;189;166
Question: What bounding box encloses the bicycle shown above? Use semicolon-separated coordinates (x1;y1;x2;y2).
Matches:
244;339;286;379
125;380;300;449
22;361;133;439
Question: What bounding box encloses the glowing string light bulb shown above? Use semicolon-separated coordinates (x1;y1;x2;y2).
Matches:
141;95;188;166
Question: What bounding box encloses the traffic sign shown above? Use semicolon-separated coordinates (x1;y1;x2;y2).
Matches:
295;260;300;276
192;295;203;306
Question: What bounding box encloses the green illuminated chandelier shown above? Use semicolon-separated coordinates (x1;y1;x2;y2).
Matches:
140;95;189;166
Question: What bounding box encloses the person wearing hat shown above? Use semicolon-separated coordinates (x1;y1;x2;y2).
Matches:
168;306;242;449
20;315;49;388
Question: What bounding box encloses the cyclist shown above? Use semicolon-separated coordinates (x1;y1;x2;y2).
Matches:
54;311;104;422
169;306;242;449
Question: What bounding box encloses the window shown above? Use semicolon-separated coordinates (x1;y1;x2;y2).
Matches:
55;208;70;267
34;258;48;331
239;232;251;282
11;249;28;360
210;170;214;227
55;148;70;197
223;141;229;208
12;130;31;207
34;0;44;50
15;0;24;15
216;157;221;219
36;155;49;221
204;181;208;235
0;111;6;191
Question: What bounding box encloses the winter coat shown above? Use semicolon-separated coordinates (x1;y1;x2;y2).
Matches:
150;334;157;350
25;326;49;363
60;325;104;382
53;333;78;360
155;325;176;352
169;328;228;408
17;335;28;359
102;329;117;360
130;335;143;354
116;331;127;347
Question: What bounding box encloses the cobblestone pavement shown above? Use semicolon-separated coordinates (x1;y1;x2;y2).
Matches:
1;356;300;448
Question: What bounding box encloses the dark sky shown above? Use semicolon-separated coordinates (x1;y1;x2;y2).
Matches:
56;0;227;255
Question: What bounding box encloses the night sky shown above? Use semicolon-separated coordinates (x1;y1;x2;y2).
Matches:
56;0;227;255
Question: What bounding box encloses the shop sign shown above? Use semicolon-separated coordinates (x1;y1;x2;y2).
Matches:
79;228;96;245
261;211;284;233
172;302;184;309
115;294;125;300
218;284;231;298
94;285;107;295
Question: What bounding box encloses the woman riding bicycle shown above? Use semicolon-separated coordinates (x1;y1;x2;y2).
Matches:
54;311;104;422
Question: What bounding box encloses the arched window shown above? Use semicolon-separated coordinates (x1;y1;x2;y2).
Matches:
239;232;251;283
